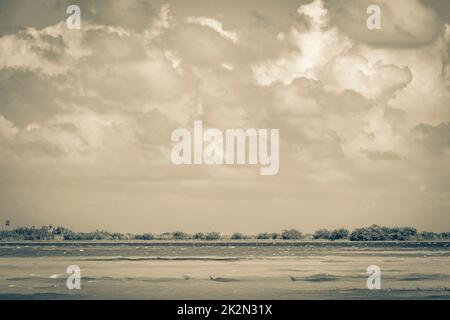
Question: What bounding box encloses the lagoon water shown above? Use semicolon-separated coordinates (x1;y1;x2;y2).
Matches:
0;241;449;299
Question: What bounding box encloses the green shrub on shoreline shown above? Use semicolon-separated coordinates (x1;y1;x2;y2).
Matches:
1;224;449;241
313;228;350;240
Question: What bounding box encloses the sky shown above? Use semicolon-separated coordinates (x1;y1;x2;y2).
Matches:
0;0;449;234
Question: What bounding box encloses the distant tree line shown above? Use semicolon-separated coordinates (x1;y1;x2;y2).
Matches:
1;224;450;241
348;225;450;241
313;228;349;240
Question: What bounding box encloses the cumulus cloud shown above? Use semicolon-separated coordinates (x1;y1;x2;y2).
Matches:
253;0;351;85
0;0;449;232
252;0;414;102
320;54;412;99
0;22;135;75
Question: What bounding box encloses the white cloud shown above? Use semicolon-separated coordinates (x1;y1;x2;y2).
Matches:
164;50;182;72
0;115;18;141
186;16;238;43
145;4;172;39
252;0;351;85
16;110;135;162
445;24;450;43
0;22;125;75
252;0;414;103
297;0;329;27
320;54;412;99
221;62;234;71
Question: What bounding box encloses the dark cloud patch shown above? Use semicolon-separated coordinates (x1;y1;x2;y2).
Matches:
133;110;175;147
272;78;372;116
0;0;161;36
0;0;66;36
81;29;147;63
25;33;66;62
163;24;238;68
326;0;443;48
384;106;406;127
413;122;450;155
77;0;157;31
0;69;65;126
361;149;401;161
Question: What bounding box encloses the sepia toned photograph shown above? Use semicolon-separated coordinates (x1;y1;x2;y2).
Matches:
0;0;449;305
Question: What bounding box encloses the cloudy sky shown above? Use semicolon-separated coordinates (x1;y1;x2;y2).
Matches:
0;0;449;233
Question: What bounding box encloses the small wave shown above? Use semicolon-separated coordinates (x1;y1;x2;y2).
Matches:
279;268;301;272
320;259;349;264
141;277;182;282
0;293;74;300
398;273;450;281
6;276;36;281
88;276;189;282
87;256;242;262
32;284;60;289
7;275;66;282
209;276;240;282
301;274;339;282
